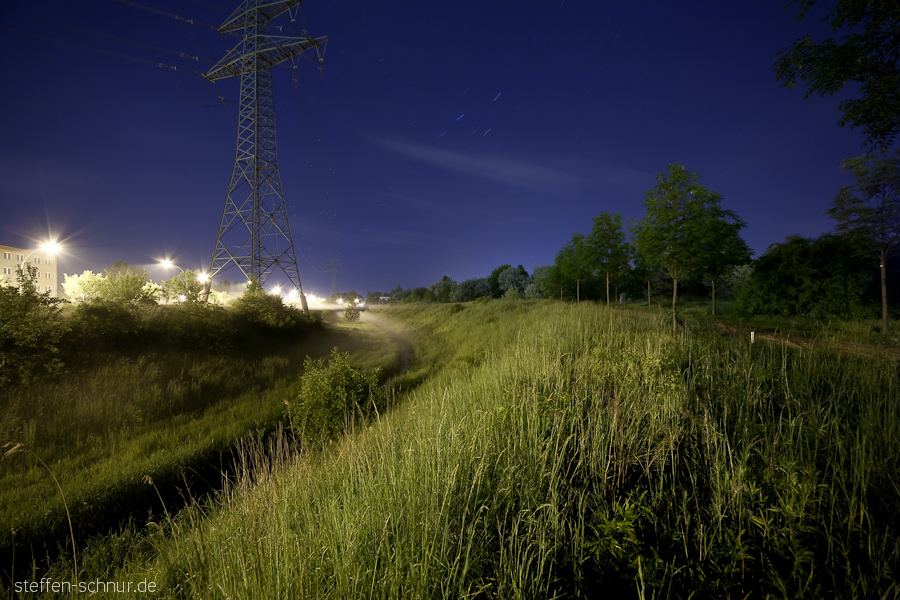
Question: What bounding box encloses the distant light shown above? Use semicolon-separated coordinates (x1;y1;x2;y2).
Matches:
160;259;173;269
41;241;61;255
197;272;209;283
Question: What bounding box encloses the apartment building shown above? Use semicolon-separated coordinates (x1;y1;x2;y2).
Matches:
0;244;58;297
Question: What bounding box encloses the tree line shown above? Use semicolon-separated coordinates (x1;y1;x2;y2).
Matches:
376;156;899;334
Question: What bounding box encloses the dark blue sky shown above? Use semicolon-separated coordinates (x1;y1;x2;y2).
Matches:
1;0;866;296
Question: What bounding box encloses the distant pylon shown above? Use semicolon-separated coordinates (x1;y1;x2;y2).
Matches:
203;0;327;312
325;257;343;297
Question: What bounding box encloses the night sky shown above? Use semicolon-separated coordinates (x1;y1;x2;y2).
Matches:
1;0;867;297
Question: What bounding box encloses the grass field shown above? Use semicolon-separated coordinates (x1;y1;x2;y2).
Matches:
4;299;899;597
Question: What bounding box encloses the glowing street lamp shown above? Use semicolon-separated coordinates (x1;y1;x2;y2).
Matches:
19;240;61;268
159;259;186;274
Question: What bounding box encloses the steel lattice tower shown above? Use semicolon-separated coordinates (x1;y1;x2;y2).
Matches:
203;0;326;311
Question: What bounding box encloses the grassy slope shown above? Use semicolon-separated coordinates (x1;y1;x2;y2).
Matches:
12;300;900;597
0;311;402;583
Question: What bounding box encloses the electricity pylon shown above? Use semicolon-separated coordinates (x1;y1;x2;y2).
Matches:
203;0;326;312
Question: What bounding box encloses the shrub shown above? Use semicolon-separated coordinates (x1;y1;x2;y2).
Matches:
230;280;309;337
68;299;141;352
285;348;385;447
0;266;68;385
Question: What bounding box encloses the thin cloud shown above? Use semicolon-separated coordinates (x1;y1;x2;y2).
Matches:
376;139;589;194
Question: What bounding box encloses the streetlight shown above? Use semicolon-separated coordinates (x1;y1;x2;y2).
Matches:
19;241;61;269
159;259;185;274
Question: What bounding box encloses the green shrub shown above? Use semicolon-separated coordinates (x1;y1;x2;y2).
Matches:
285;348;385;447
0;266;68;385
230;281;310;337
140;303;235;351
344;305;361;321
67;299;141;352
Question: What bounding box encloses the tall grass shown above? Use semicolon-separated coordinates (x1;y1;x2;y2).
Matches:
0;312;402;589
57;300;898;598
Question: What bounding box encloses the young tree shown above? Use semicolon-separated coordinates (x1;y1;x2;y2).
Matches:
163;270;206;304
62;270;105;301
586;212;630;308
701;218;752;315
555;233;592;302
99;265;155;304
827;151;900;332
774;0;900;149
633;164;745;332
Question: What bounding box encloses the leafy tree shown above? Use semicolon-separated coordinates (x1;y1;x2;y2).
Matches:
0;265;68;385
99;264;155;304
586;212;630;307
632;164;745;332
530;264;563;300
774;0;900;148
488;264;512;298
429;276;458;303
62;270;104;301
162;270;206;304
449;278;492;302
629;242;663;306
498;265;529;296
701;217;752;315
827;151;900;332
556;233;592;302
735;233;878;318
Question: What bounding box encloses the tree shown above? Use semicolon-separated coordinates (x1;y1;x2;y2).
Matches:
774;0;900;149
530;265;562;300
701;218;752;315
586;212;630;307
498;265;529;296
0;265;68;385
735;233;877;318
429;276;457;303
555;233;592;302
488;264;512;298
827;151;900;332
62;270;105;301
162;270;206;304
632;164;745;332
449;278;492;302
99;265;155;304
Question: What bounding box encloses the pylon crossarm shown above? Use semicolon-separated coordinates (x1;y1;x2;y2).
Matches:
204;36;327;81
218;0;303;34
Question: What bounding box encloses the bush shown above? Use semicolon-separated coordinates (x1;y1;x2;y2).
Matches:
68;299;141;352
140;303;235;351
230;281;310;337
0;267;68;385
285;348;385;448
